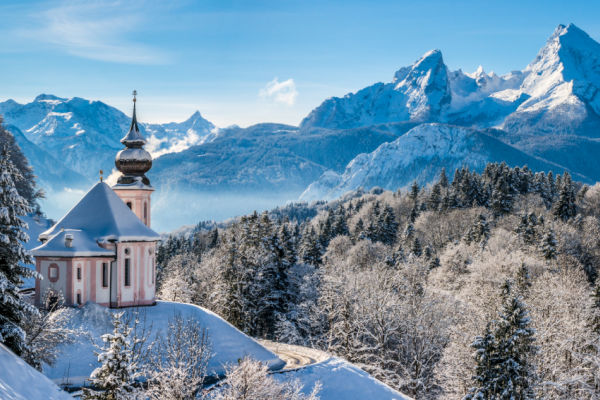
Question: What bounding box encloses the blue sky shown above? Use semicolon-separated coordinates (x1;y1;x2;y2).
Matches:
0;0;598;127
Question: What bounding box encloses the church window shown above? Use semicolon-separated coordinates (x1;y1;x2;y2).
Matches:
124;258;131;286
77;266;82;280
48;264;59;282
102;263;108;287
144;202;148;225
126;201;132;210
76;292;81;305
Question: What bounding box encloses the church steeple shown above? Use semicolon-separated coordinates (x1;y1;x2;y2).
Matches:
114;91;152;186
120;90;146;148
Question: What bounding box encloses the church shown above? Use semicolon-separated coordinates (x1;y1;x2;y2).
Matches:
32;93;161;308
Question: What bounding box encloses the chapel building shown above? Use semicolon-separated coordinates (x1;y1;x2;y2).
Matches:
32;93;160;308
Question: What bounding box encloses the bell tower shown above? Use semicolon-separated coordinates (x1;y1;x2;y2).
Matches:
112;91;154;228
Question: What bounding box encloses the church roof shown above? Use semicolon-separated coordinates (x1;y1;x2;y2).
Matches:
37;182;160;244
31;229;115;257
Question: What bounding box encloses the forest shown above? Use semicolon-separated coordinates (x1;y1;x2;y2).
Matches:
156;163;600;399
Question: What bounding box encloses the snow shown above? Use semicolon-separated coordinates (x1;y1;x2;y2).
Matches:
301;123;578;201
273;357;412;400
30;229;115;257
0;343;72;400
36;182;160;243
44;301;284;387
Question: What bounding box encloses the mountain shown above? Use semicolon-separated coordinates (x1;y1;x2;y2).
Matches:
5;23;600;231
148;122;412;229
301;124;579;201
0;95;216;183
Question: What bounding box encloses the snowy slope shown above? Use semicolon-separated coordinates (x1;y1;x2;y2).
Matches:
503;24;600;137
0;343;72;400
44;301;284;387
301;123;580;201
274;358;412;400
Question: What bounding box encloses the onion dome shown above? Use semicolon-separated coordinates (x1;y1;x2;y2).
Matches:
115;91;152;186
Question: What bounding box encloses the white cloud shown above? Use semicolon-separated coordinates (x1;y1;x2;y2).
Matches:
23;1;169;65
259;78;298;106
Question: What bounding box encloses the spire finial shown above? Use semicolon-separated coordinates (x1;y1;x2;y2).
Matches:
132;90;137;103
99;169;104;182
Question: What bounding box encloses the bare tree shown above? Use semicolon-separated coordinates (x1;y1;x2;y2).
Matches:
145;314;212;400
213;356;320;400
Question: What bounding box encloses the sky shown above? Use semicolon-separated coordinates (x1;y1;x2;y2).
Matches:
0;0;598;127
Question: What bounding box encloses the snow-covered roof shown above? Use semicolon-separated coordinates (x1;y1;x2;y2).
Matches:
31;229;115;257
38;182;160;243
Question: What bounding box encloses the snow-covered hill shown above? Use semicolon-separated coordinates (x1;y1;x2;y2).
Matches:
0;343;72;399
301;124;578;201
45;301;284;387
275;358;412;400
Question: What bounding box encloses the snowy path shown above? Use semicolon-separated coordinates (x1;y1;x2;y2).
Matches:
258;340;329;369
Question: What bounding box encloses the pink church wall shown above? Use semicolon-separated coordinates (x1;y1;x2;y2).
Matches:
112;188;154;228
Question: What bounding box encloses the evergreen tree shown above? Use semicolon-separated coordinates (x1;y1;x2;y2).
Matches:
0;146;40;357
541;229;557;260
439;167;449;188
493;281;537;399
465;281;536;399
464;214;490;247
428;183;442;211
515;263;532;297
411;237;422;257
83;312;141;399
491;176;514;217
0;122;43;208
553;172;577;221
464;324;497;400
299;226;322;266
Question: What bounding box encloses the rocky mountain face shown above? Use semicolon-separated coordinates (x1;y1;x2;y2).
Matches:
301;23;600;201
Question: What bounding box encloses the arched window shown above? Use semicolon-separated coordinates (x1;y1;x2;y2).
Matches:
143;202;148;225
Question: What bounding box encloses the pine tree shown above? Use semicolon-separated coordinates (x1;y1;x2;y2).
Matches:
464;324;497;400
465;281;536;400
0;146;40;357
428;183;442;211
464;214;490;247
493;281;537;399
491;176;514;217
411;237;422;257
553;172;577;221
515;263;532;297
439;167;449;188
541;229;557;260
83;312;141;399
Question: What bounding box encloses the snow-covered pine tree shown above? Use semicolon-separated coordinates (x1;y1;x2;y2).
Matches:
493;280;537;399
428;183;442;211
464;213;490;248
439;167;449;188
465;281;536;400
553;172;578;221
0;145;40;357
490;175;514;217
83;312;141;400
541;228;557;260
299;226;322;266
463;324;497;400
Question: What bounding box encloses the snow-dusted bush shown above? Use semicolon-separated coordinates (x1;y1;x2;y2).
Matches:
213;356;320;400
